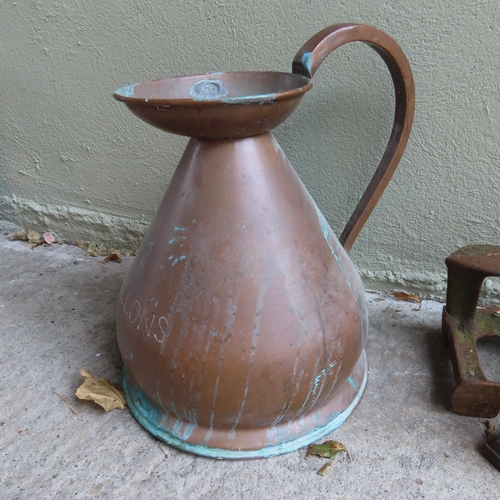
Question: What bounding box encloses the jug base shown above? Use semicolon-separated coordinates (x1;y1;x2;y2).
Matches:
122;351;368;459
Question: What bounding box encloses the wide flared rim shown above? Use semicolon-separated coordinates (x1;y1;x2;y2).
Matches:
113;71;313;107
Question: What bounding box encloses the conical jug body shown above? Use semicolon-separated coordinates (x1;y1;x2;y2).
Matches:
117;133;368;458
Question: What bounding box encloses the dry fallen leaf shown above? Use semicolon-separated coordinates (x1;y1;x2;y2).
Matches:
8;229;47;246
9;229;43;249
305;440;351;476
75;241;85;249
306;440;351;461
103;252;122;264
388;291;421;304
317;460;336;476
8;229;29;241
27;230;43;244
85;242;109;257
388;291;422;310
75;369;126;412
43;232;56;245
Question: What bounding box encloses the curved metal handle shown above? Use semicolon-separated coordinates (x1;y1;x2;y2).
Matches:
293;23;415;252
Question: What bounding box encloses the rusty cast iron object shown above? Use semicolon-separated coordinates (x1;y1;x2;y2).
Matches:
113;23;415;459
443;245;500;418
483;436;500;472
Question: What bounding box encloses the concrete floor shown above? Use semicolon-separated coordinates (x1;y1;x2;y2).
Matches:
1;230;499;499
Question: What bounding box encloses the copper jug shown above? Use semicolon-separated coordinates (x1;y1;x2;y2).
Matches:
113;24;414;459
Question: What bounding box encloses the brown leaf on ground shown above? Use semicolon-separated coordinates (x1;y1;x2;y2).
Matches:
305;440;351;461
75;369;126;412
485;420;496;443
306;440;351;476
8;229;47;247
43;232;56;245
85;242;109;257
388;291;422;310
27;230;43;244
317;459;336;476
103;252;122;264
388;291;421;304
8;229;29;241
75;241;85;249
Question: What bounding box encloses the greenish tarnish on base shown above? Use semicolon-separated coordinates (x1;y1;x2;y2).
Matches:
122;352;368;459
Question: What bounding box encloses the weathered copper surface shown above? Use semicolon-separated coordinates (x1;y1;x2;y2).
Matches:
113;24;415;458
443;245;500;418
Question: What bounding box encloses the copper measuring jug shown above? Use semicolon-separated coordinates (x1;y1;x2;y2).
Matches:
113;23;414;459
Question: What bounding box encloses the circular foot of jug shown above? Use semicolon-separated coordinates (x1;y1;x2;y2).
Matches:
123;350;368;459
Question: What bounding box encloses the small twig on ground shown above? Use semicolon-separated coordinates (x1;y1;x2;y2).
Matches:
53;390;80;420
158;443;169;459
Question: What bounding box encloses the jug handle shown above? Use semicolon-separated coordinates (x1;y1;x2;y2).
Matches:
292;24;415;252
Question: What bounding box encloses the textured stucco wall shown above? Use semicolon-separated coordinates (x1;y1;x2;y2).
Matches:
1;1;500;296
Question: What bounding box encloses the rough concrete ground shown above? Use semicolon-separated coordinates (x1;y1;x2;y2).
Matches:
1;232;499;499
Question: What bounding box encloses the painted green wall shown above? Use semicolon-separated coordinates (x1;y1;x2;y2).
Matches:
1;1;499;296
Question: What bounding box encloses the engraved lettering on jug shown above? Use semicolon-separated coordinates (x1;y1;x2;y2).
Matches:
156;316;169;343
140;241;154;269
128;300;141;324
141;310;156;336
120;283;132;309
120;283;171;345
